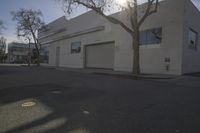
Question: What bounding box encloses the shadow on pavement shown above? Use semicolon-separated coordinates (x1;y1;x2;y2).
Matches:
184;72;200;77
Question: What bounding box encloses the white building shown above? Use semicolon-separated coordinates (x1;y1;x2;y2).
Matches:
8;42;35;63
39;0;200;75
8;42;49;64
0;43;6;54
0;37;6;53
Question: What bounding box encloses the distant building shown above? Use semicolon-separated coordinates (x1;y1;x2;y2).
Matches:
0;37;7;63
0;44;6;54
8;42;35;64
0;37;6;54
8;42;49;64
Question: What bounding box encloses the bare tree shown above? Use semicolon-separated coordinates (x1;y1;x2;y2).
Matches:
11;9;45;66
59;0;159;75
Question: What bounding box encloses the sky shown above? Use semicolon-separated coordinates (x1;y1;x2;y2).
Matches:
0;0;200;44
192;0;200;9
0;0;86;44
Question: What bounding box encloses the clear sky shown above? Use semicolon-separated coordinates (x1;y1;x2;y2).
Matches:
0;0;200;44
0;0;86;44
193;0;200;9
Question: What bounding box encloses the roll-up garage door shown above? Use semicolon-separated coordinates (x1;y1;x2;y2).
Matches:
85;42;115;69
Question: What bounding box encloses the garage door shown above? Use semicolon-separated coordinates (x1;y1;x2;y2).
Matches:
85;42;115;69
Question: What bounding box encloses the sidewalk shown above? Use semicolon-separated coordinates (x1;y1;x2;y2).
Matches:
0;64;178;79
55;67;178;79
0;63;23;67
0;63;37;67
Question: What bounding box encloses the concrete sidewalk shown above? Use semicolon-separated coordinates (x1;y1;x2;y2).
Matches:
0;63;23;67
54;67;178;79
0;64;178;79
0;63;38;67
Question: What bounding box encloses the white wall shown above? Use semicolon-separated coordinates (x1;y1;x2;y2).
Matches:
114;0;185;74
182;0;200;74
40;0;186;75
45;11;116;68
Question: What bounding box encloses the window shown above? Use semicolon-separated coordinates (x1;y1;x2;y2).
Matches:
140;28;162;45
188;28;198;50
71;42;81;54
40;47;49;63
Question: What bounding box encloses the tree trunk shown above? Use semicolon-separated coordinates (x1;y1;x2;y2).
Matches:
35;47;40;67
28;58;30;66
34;43;40;67
28;43;31;67
37;56;40;66
132;30;140;76
36;52;40;66
131;0;140;76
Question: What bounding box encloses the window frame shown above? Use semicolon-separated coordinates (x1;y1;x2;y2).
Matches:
71;41;81;54
188;28;198;50
139;27;162;45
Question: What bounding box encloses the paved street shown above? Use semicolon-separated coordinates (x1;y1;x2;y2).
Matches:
0;66;200;133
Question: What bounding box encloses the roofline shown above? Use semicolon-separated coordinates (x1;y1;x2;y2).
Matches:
46;16;66;26
189;0;200;14
40;26;105;45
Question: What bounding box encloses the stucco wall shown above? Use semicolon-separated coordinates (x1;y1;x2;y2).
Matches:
140;0;184;75
182;0;200;74
46;11;117;68
114;0;185;74
40;0;186;75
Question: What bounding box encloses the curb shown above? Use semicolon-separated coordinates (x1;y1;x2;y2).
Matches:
93;72;177;80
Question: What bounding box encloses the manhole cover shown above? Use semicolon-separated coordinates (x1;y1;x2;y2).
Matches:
21;101;36;107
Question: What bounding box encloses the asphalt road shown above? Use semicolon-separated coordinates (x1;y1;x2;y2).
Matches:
0;66;200;133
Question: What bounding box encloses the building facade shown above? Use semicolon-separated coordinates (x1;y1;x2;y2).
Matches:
8;42;36;64
0;39;6;63
39;0;200;75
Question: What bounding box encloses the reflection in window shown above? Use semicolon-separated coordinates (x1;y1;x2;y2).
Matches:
188;28;198;50
71;42;81;54
140;28;162;45
40;47;49;63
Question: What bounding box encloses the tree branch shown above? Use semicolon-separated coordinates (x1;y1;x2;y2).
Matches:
74;0;134;35
138;0;159;27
